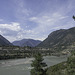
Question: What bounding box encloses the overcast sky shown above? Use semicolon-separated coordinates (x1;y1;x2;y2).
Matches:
0;0;75;42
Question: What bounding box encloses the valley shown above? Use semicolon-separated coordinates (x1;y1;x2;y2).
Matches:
0;27;75;75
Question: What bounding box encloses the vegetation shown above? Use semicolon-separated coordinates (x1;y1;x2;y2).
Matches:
47;50;75;75
47;61;67;75
30;53;47;75
37;27;75;53
67;51;75;75
73;15;75;20
0;46;52;60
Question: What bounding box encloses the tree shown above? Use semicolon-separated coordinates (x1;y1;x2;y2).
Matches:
72;15;75;21
30;53;47;75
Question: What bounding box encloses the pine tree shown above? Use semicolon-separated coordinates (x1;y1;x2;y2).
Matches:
73;15;75;21
30;53;47;75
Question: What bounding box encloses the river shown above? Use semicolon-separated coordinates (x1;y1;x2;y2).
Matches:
0;56;67;75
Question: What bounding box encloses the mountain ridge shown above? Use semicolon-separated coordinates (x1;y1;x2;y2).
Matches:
37;27;75;50
12;39;41;47
0;35;12;46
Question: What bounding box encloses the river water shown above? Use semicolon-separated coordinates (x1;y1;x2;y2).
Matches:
0;56;67;75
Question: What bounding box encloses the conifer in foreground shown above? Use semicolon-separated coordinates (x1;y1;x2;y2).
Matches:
30;53;47;75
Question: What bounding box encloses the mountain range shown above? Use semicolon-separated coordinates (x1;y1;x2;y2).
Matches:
0;27;75;50
12;39;41;47
37;27;75;50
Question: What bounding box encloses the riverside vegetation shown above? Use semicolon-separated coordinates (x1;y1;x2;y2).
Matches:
0;46;53;60
46;50;75;75
30;51;75;75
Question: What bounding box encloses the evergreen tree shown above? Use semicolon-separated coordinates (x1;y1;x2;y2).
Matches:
73;15;75;21
30;53;47;75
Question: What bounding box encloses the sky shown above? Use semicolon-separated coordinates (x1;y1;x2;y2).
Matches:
0;0;75;42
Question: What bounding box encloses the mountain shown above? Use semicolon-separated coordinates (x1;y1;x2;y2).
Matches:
12;39;41;47
0;35;12;46
37;27;75;49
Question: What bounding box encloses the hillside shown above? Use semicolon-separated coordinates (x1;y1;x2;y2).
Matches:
12;39;41;47
47;50;75;75
37;27;75;50
0;35;12;46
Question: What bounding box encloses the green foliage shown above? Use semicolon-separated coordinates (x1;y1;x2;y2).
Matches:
30;53;47;75
46;62;67;75
47;51;75;75
73;15;75;21
66;53;75;75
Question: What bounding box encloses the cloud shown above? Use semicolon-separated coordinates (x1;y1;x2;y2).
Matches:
29;17;38;21
0;22;22;42
0;22;21;31
29;12;69;33
0;22;38;42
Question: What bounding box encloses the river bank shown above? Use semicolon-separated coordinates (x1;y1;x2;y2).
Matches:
0;55;67;75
